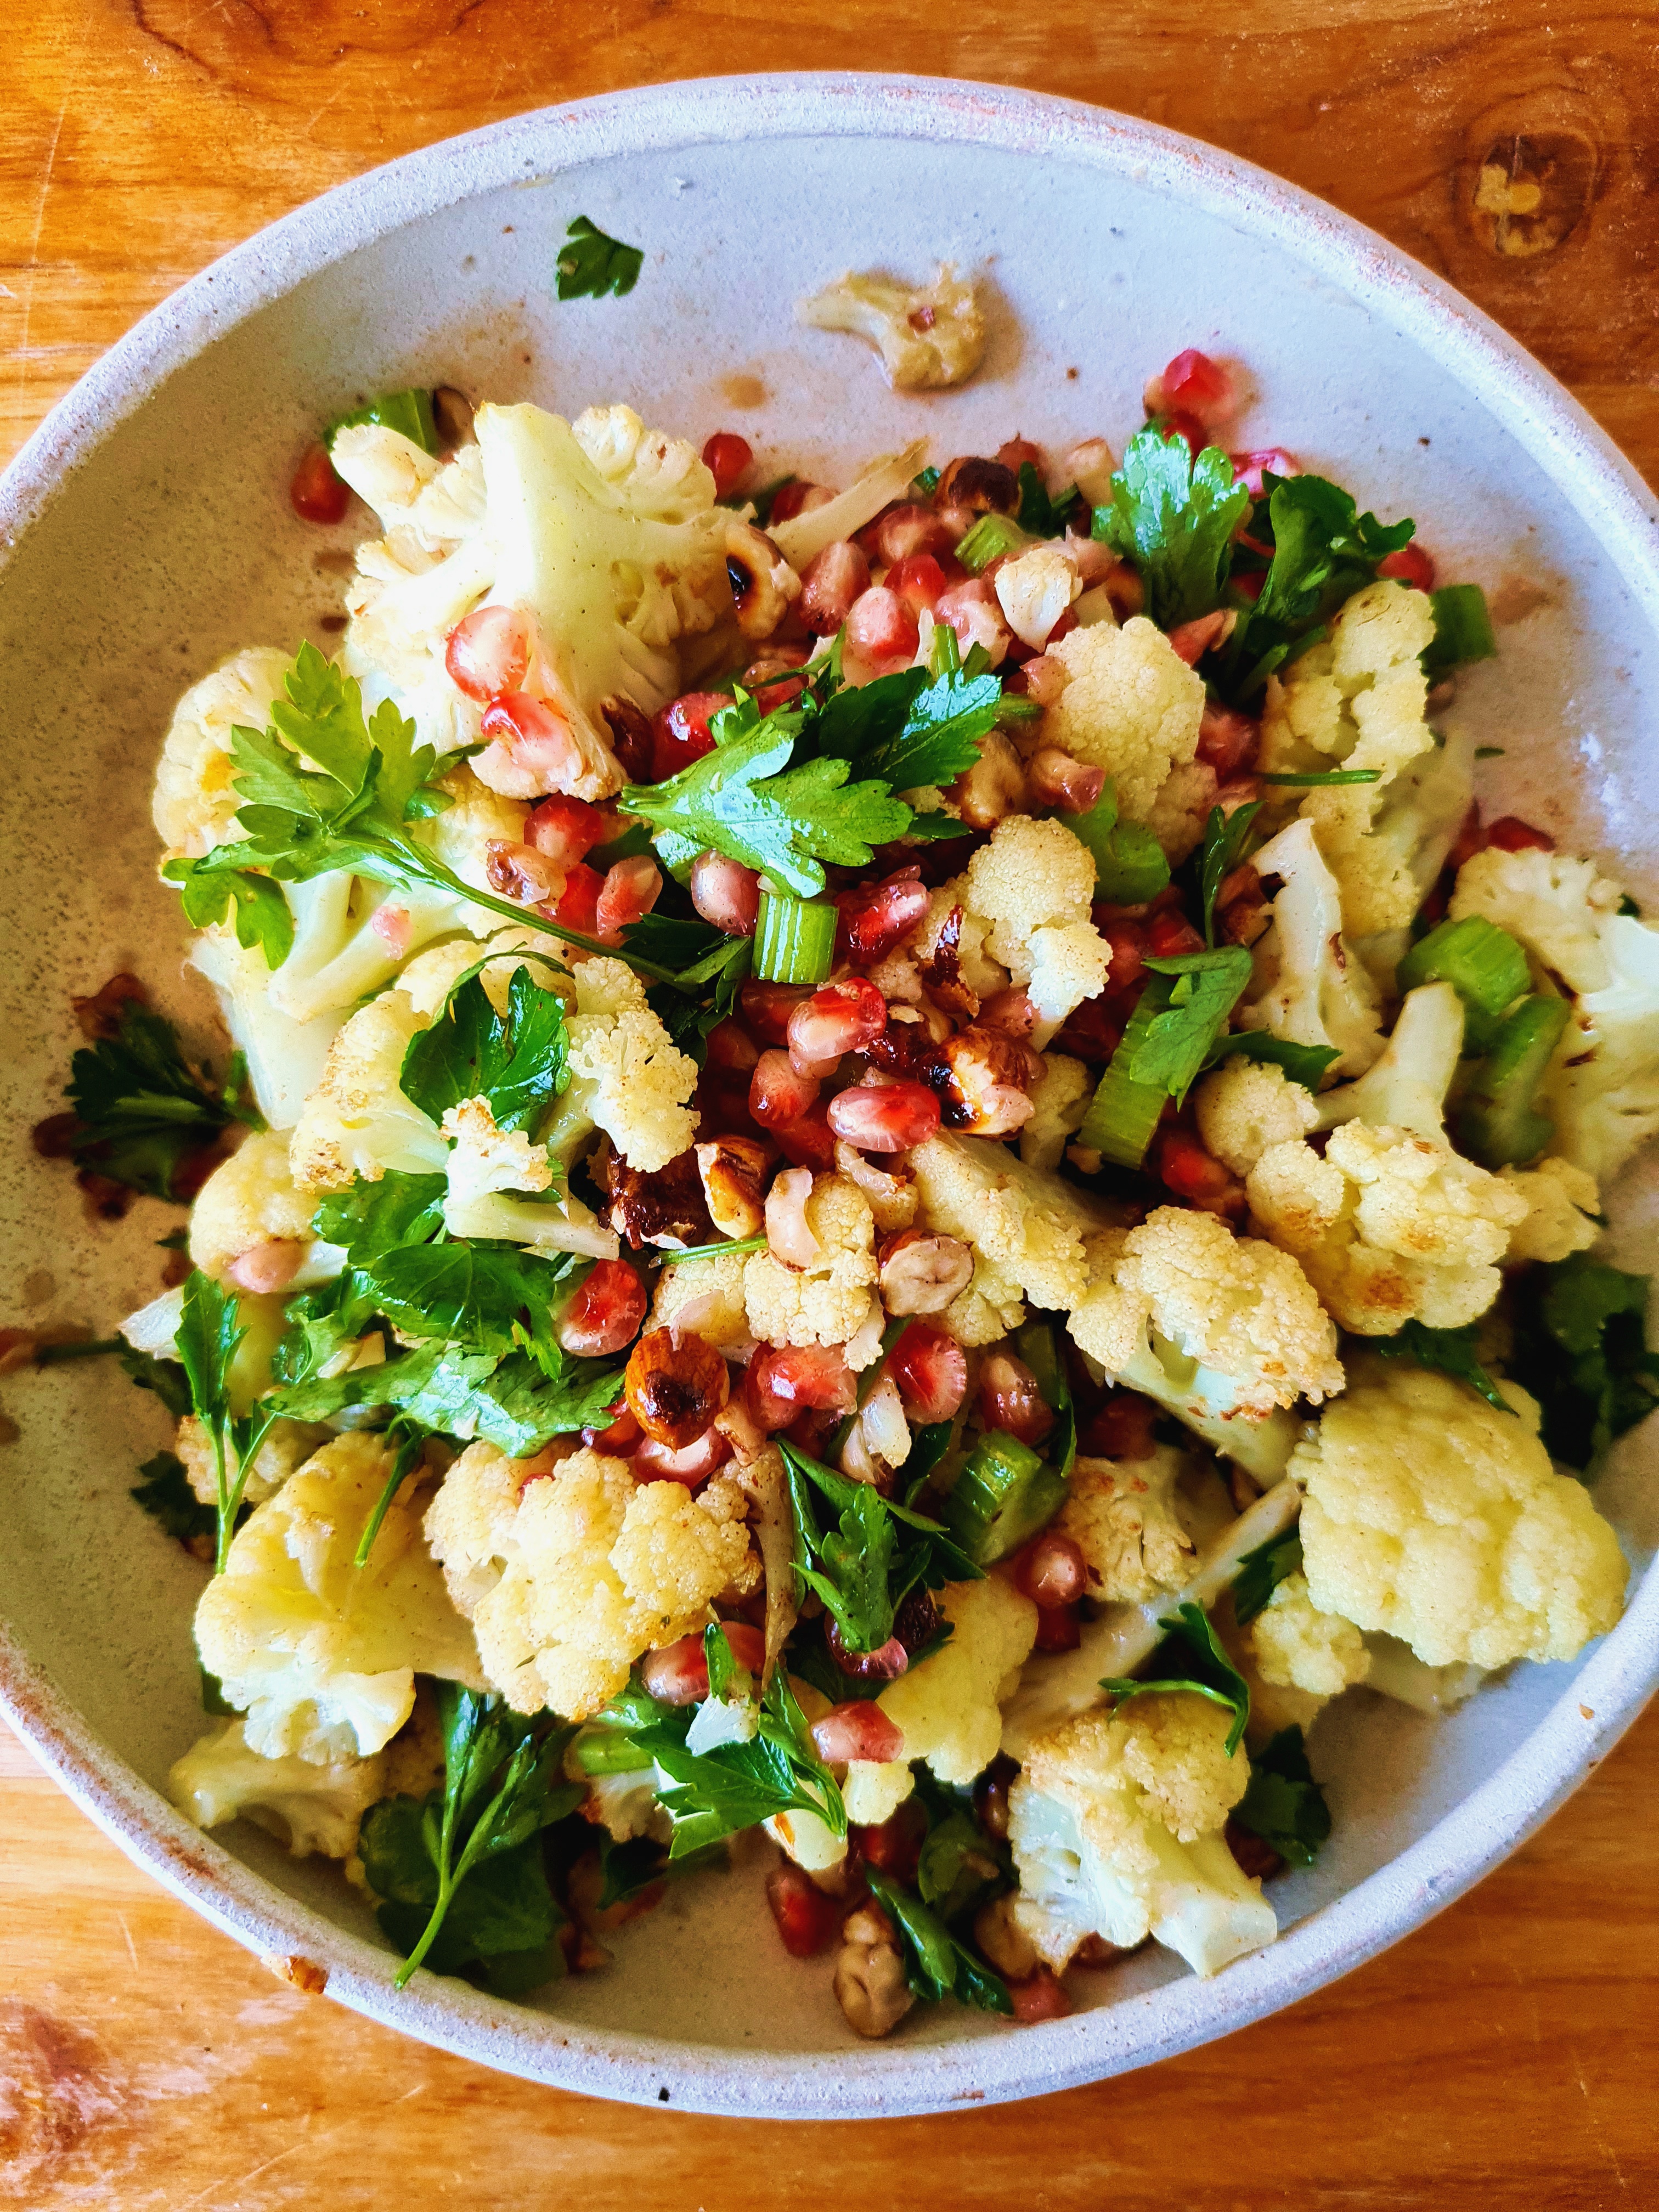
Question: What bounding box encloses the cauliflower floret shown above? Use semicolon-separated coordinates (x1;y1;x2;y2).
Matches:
558;956;699;1173
1248;1121;1528;1334
1294;1365;1628;1667
1260;580;1437;936
288;985;449;1192
870;1578;1039;1794
176;1411;331;1511
194;1433;482;1764
466;402;731;800
940;1250;1030;1346
648;1250;754;1358
949;816;1111;1043
1500;1158;1601;1265
1451;847;1659;1182
151;646;298;858
1056;1446;1196;1605
1044;617;1205;833
435;1092;614;1254
994;546;1082;652
744;1173;879;1350
168;1717;386;1859
424;1443;757;1722
1066;1207;1343;1448
189;927;345;1132
1248;1572;1372;1698
911;1133;1116;1318
187;1128;324;1283
1237;817;1384;1077
795;264;986;391
1008;1696;1274;1978
1020;1052;1093;1172
1450;847;1626;994
330;424;487;545
1314;981;1466;1143
1192;1057;1320;1177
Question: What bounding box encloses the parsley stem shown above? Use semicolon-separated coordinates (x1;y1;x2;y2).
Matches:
353;1420;426;1568
403;847;685;985
32;1337;123;1364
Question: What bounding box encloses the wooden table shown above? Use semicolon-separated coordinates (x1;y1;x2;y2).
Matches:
4;4;1656;2203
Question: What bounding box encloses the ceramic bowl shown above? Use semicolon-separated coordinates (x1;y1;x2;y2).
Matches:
1;75;1655;2120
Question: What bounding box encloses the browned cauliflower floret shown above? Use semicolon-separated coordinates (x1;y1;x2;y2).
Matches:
1043;618;1206;848
960;817;1111;1041
743;1173;879;1350
424;1443;758;1721
1247;1121;1529;1334
187;1128;323;1283
911;1133;1116;1318
176;1411;331;1511
1192;1057;1320;1178
795;264;986;390
1056;1446;1197;1605
649;1250;754;1357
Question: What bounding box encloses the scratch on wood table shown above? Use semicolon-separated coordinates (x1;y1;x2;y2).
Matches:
1;2;1655;2204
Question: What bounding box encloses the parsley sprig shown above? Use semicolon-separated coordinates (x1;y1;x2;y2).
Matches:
555;215;644;302
1232;1725;1331;1866
64;994;262;1201
174;1272;281;1572
780;1438;980;1657
1101;1600;1251;1756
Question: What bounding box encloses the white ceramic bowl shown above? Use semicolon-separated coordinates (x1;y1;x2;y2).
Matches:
1;75;1655;2119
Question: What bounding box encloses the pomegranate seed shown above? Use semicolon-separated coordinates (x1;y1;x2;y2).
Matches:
1010;1967;1072;2023
869;504;954;567
701;431;753;499
935;577;1014;667
1226;1818;1284;1883
705;1020;759;1077
1379;543;1436;591
1196;702;1259;777
585;1406;641;1455
1078;1389;1160;1462
798;541;871;635
1146;348;1237;430
445;605;532;701
650;691;729;781
749;1049;821;1129
601;696;654;782
886;552;950;617
290;443;349;524
595;855;663;944
740;979;810;1045
525;793;608;864
845;585;921;667
769;480;832;523
225;1239;307;1295
477;693;583;794
766;1862;842;1958
1231;448;1300;496
811;1702;904;1765
770;1104;837;1173
369;904;413;958
787;980;886;1074
826;1621;910;1682
1155;1124;1245;1218
634;1424;734;1485
690;850;762;937
1015;1531;1088;1608
826;1081;940;1154
996;436;1043;475
642;1621;764;1707
746;1344;857;1430
548;860;602;939
887;1324;968;1423
1165;611;1233;668
978;1353;1055;1448
835;867;929;968
1026;748;1107;814
556;1260;647;1357
1487;815;1554;853
1034;1603;1081;1654
1147;909;1205;959
851;1799;927;1880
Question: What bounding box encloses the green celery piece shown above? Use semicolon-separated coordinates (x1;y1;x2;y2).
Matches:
1456;994;1571;1167
1396;916;1530;1053
753;890;837;984
1423;584;1498;677
1076;983;1172;1169
955;512;1031;574
943;1431;1067;1565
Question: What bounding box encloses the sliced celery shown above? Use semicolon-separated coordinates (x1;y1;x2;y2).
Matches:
1423;584;1498;676
1456;994;1571;1166
943;1431;1068;1565
1076;983;1172;1169
955;512;1032;574
754;890;836;984
1397;916;1530;1051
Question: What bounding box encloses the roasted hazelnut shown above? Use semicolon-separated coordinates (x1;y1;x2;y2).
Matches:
623;1327;731;1449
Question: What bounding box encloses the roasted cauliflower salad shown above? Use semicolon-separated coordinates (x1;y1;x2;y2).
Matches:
33;336;1656;2040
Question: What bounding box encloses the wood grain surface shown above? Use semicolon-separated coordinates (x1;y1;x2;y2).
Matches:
2;2;1656;2204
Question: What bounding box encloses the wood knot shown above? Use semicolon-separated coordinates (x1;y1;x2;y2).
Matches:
1461;88;1605;264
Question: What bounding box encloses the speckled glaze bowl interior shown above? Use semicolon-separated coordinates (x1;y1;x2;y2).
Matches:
1;75;1655;2119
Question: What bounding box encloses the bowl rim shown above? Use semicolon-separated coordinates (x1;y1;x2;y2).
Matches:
2;70;1655;2120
